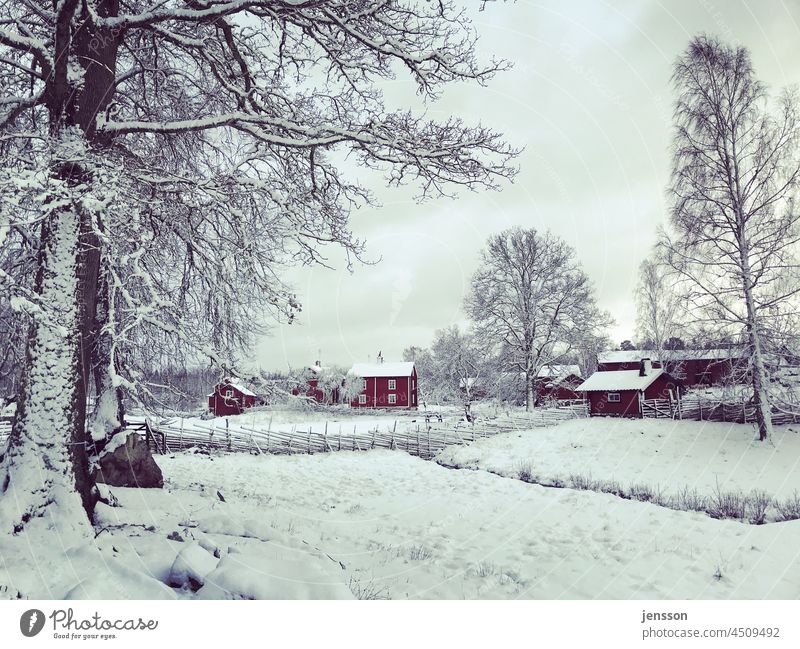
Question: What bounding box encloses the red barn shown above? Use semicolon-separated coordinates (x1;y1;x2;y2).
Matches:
597;349;744;385
207;378;257;417
576;360;681;417
349;361;418;409
535;364;583;402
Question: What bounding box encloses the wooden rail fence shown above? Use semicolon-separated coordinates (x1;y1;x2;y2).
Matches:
142;403;589;460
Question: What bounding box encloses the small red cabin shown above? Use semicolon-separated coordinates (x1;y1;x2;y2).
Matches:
576;360;681;417
208;378;257;417
535;364;583;402
349;361;417;409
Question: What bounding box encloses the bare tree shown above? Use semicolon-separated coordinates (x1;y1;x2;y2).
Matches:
465;227;611;411
663;35;800;441
635;257;684;374
0;1;518;535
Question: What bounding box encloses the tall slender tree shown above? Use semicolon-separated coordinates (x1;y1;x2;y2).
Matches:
663;35;800;440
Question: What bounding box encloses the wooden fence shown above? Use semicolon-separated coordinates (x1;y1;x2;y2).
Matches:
144;402;589;460
0;416;10;448
641;395;800;425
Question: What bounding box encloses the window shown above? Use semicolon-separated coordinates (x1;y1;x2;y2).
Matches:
607;392;621;403
388;379;396;390
224;389;234;398
362;379;368;391
388;394;397;404
358;394;367;405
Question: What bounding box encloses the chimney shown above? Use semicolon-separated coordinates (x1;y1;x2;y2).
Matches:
639;358;652;377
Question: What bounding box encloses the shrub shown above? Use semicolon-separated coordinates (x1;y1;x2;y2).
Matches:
670;486;708;513
707;485;746;520
775;491;800;522
568;473;598;491
348;576;389;600
745;489;771;525
515;461;535;483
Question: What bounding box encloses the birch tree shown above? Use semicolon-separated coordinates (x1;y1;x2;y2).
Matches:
635;257;684;374
465;227;611;411
663;35;800;441
0;0;518;536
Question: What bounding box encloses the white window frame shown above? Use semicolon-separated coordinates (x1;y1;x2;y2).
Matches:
358;394;367;405
388;393;397;404
388;379;396;390
362;379;368;391
607;392;621;403
224;389;234;398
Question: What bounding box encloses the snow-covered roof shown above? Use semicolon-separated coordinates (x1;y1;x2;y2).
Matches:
537;364;581;379
597;350;657;364
576;369;664;392
219;378;257;396
349;362;415;378
598;348;744;364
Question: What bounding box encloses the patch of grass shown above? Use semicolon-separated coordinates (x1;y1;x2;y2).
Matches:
670;486;708;513
775;491;800;522
568;473;598;491
407;545;433;561
474;561;496;578
745;489;771;525
515;461;534;483
597;480;625;497
348;576;389;600
345;503;363;514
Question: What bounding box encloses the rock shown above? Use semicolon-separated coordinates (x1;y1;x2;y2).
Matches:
168;542;219;592
95;432;164;488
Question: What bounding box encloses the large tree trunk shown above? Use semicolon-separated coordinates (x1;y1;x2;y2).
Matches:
525;370;534;412
89;263;125;441
743;282;773;441
0;207;94;535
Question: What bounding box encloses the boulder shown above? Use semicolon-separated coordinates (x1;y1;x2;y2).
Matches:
95;432;163;488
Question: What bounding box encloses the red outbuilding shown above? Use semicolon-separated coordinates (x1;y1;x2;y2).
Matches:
207;378;257;417
349;360;418;409
576;359;681;417
597;349;744;386
535;364;584;402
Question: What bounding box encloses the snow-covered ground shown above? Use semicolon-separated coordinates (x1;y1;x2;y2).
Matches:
436;418;800;501
3;448;800;599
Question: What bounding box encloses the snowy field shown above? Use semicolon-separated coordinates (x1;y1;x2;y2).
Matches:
3;448;800;599
436;418;800;502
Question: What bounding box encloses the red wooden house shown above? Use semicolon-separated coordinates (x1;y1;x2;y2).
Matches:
349;361;418;409
576;359;681;417
207;378;257;416
535;364;583;402
597;349;744;385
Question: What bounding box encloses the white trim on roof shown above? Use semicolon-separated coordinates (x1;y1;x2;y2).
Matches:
349;362;415;378
576;369;665;392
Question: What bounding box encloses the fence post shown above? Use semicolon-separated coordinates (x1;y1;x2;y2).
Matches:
308;428;312;454
226;418;231;452
179;418;184;450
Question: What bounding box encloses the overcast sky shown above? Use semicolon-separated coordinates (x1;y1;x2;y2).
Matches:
255;0;800;372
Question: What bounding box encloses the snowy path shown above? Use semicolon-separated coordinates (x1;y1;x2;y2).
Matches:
157;450;800;599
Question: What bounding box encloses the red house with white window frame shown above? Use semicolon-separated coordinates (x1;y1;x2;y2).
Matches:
207;378;257;416
576;359;682;417
349;361;418;409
